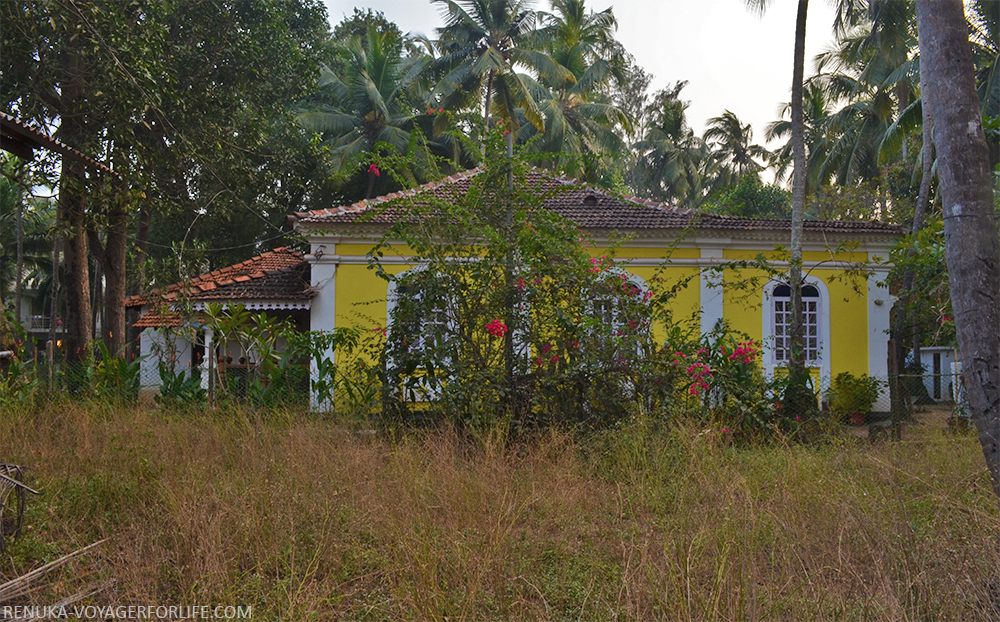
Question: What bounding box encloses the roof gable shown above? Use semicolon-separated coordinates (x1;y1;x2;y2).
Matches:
126;247;312;309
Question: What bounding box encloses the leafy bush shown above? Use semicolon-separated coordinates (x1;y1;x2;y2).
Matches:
372;129;672;430
154;362;207;409
825;371;882;414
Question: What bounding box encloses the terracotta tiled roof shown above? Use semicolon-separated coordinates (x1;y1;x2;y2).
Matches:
290;168;901;236
126;247;312;309
133;308;187;328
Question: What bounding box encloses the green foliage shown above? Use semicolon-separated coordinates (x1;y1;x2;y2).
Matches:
702;175;790;219
888;220;954;347
825;371;883;414
283;326;384;415
654;323;797;435
372;127;662;429
154;363;207;410
87;340;143;403
0;357;38;409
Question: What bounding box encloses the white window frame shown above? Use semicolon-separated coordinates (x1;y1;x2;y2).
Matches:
762;276;831;385
588;268;651;357
385;267;458;400
771;284;820;364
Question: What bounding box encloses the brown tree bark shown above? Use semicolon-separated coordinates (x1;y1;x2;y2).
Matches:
787;0;813;410
88;199;128;357
916;0;1000;498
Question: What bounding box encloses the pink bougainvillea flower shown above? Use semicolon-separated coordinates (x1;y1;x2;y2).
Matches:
549;355;560;364
795;416;802;422
368;163;380;177
535;358;544;366
485;319;508;338
542;344;553;353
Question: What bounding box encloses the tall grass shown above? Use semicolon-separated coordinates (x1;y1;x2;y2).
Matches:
1;403;997;620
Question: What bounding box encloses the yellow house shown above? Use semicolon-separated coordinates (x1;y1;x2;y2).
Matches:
131;168;899;409
289;168;900;409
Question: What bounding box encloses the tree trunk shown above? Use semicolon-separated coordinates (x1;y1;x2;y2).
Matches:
14;161;24;324
49;239;60;346
59;161;92;365
484;69;495;127
89;200;128;356
916;0;1000;498
787;0;812;410
911;87;934;366
56;46;93;366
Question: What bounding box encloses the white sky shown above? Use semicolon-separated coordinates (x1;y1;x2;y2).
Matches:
322;0;839;147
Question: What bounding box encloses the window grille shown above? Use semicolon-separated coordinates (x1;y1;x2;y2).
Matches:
772;284;820;364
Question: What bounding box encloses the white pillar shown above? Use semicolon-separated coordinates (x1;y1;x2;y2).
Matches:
202;327;213;391
867;253;892;403
309;244;338;411
700;248;725;336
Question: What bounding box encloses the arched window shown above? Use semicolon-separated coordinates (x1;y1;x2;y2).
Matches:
589;269;651;358
771;283;820;364
386;269;457;365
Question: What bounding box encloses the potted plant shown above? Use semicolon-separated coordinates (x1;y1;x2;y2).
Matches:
825;372;882;426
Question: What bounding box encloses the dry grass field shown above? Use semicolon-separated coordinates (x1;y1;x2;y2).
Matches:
1;402;997;621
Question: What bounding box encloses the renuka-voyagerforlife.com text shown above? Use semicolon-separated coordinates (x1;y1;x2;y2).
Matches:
0;605;253;620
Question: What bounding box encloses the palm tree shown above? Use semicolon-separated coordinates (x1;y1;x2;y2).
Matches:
703;110;770;189
915;0;1000;500
296;26;431;198
631;83;709;207
745;0;811;407
766;82;836;194
531;0;619;80
430;0;571;129
514;0;631;180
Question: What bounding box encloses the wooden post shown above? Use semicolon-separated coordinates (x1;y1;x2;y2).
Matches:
46;339;54;392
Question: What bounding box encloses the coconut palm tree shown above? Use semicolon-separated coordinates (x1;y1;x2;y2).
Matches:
296;26;432;198
703;110;771;190
513;0;630;180
745;0;811;406
430;0;571;129
766;82;836;194
631;83;710;207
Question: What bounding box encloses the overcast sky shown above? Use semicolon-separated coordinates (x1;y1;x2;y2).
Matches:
321;0;839;147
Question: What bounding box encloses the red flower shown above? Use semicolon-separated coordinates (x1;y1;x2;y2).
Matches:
368;163;380;177
485;319;508;337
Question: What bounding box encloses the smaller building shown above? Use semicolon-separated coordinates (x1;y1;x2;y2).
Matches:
126;247;313;388
916;346;959;402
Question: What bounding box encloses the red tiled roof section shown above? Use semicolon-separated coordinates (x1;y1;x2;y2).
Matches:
133;308;186;328
126;247;312;308
291;168;900;235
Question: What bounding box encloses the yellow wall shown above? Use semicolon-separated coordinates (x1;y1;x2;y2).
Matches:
719;261;870;378
329;241;870;378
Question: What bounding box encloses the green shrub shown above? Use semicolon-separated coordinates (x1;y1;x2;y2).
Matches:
825;371;883;413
